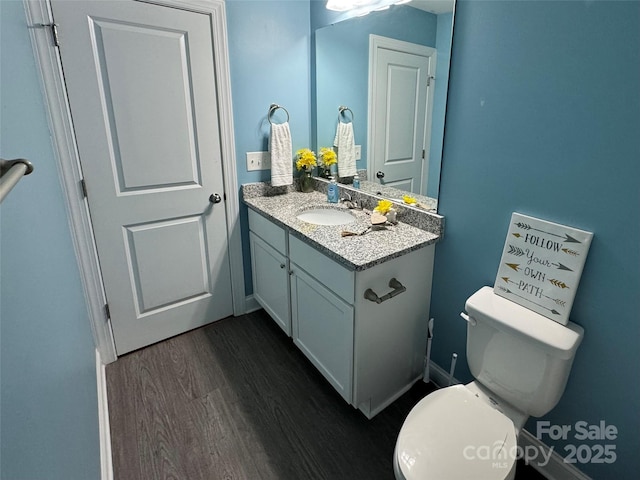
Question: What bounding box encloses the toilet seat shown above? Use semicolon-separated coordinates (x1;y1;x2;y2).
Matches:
395;384;517;480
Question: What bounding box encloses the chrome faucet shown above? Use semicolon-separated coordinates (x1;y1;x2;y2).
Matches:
341;193;362;209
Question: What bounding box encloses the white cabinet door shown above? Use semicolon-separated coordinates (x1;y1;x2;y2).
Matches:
250;233;291;336
291;266;354;403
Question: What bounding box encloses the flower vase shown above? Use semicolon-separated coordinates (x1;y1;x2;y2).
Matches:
300;170;314;193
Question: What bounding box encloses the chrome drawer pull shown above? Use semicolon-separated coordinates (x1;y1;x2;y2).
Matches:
364;278;406;304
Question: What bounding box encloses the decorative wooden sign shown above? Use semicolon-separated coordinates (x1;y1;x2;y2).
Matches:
494;213;593;325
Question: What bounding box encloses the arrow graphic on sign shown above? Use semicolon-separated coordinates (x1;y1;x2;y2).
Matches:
542;294;567;308
551;262;573;271
513;222;582;243
496;286;561;315
549;279;570;289
505;263;520;272
561;234;581;243
562;248;580;257
507;245;525;256
501;277;518;286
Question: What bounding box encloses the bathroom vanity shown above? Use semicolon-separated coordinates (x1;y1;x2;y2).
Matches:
244;187;442;418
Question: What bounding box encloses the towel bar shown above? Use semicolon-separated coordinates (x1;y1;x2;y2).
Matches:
364;278;406;304
338;105;354;122
0;158;35;203
268;103;290;124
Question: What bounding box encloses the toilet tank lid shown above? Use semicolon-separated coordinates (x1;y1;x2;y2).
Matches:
465;287;584;358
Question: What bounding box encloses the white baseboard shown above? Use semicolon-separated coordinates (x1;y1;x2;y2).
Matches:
244;294;262;314
519;430;592;480
426;359;461;387
426;360;590;480
96;349;114;480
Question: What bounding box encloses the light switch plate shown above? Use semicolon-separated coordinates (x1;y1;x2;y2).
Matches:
354;145;361;160
246;151;271;171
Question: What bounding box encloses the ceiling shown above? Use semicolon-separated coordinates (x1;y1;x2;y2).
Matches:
409;0;455;15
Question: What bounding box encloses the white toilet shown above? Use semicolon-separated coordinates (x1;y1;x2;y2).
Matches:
394;286;584;480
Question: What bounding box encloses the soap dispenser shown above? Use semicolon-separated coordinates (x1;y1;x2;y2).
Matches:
352;173;360;189
327;177;339;203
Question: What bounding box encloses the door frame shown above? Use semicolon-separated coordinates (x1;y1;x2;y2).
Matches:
24;0;245;364
367;34;436;195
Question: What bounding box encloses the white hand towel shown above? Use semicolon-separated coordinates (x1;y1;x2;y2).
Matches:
269;122;293;187
333;121;357;177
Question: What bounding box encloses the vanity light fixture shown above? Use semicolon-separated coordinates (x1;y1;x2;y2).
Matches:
326;0;412;16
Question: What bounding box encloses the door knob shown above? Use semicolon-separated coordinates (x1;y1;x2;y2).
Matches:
376;171;385;179
209;193;222;204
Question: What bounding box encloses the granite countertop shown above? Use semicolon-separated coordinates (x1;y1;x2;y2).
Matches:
243;189;440;271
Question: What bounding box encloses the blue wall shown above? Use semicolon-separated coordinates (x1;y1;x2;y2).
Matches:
226;0;311;294
430;1;639;477
0;1;100;479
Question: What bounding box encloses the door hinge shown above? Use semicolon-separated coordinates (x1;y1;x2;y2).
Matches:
38;23;60;48
80;179;88;198
104;303;111;320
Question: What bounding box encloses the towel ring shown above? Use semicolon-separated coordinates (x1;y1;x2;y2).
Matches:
268;103;290;125
338;105;354;122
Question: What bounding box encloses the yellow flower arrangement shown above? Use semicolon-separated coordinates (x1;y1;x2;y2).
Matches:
318;147;337;167
295;148;317;171
403;195;417;205
374;199;394;215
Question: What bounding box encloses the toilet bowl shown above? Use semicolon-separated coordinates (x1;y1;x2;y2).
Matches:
394;384;517;480
393;286;584;480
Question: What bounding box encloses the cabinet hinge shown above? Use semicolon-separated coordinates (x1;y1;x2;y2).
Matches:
80;179;88;198
422;149;425;160
104;303;111;320
427;75;434;87
37;23;60;47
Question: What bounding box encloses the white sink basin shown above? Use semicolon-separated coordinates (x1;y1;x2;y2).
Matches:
296;208;355;226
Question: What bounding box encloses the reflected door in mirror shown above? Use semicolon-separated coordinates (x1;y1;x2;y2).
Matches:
369;36;435;195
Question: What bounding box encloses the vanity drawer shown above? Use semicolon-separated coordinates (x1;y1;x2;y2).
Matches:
289;234;355;304
248;209;286;254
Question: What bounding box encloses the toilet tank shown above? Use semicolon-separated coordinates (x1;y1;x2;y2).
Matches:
464;287;584;417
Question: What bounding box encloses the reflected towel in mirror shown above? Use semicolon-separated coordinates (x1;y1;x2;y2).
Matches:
334;121;357;177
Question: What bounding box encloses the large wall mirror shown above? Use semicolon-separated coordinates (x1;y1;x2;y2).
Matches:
313;0;455;212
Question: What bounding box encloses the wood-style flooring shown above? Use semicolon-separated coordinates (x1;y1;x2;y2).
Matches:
106;309;547;480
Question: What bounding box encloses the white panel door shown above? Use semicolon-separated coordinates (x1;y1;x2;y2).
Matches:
370;38;435;194
52;0;233;354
